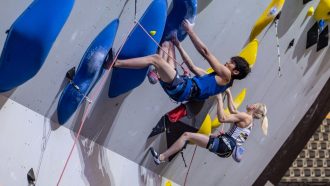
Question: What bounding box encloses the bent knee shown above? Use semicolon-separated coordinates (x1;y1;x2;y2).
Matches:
150;54;163;66
152;54;162;62
161;41;170;48
182;132;193;139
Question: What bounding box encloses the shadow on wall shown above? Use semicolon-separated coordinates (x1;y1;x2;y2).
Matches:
139;130;170;177
69;76;128;185
304;39;328;76
138;163;162;186
277;0;305;38
291;18;324;76
304;46;330;96
197;0;213;14
72;76;127;145
138;113;202;181
52;1;144;183
0;88;15;109
47;76;69;131
33;76;69;178
139;99;209;163
316;46;330;78
62;0;165;181
77;136;115;186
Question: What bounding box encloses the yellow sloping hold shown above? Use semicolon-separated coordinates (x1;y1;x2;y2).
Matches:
165;180;172;186
206;39;259;73
249;0;285;41
197;114;212;135
314;0;330;21
211;88;247;128
307;7;314;17
326;112;330;120
239;39;259;67
206;67;214;74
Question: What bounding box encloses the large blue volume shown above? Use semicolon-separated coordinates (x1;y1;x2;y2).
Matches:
57;19;119;124
162;0;197;42
108;0;167;98
0;0;74;92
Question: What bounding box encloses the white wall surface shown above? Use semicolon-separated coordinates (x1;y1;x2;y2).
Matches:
0;95;179;186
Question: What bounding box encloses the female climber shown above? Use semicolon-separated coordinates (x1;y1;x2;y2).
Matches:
112;20;251;102
149;88;269;164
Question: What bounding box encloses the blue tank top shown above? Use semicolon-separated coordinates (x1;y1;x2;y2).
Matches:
192;72;232;100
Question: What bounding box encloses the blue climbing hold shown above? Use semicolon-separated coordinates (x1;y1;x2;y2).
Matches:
0;0;74;92
162;0;197;42
57;19;119;124
108;0;167;98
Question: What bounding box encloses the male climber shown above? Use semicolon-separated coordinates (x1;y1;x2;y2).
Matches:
112;20;251;102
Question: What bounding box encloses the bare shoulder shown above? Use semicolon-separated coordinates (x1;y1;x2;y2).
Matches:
235;112;253;128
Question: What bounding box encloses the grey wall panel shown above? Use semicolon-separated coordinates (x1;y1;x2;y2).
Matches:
1;0;329;185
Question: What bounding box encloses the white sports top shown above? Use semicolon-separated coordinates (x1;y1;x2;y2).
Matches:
226;123;252;146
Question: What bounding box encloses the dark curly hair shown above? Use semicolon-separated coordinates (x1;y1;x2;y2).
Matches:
231;56;251;80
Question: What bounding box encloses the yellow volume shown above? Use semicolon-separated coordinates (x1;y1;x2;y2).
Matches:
249;0;285;41
314;0;330;21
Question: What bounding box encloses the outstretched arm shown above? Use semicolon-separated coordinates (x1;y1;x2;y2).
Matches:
225;89;238;114
172;37;206;76
182;20;231;83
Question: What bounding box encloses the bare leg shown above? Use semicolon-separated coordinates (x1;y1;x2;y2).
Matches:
158;41;176;69
159;132;209;161
151;41;171;79
114;54;177;83
158;42;167;59
166;42;177;70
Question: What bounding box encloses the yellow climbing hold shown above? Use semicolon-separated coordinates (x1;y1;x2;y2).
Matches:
197;114;212;135
206;67;214;74
211;88;247;128
249;0;285;41
165;180;172;186
239;39;259;68
211;118;220;128
307;7;314;17
206;39;258;73
150;30;157;36
314;0;330;21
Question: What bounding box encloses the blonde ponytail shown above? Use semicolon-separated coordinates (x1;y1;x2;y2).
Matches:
261;116;268;136
253;103;268;136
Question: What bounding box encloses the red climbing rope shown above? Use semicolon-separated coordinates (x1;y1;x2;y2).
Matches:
56;21;137;186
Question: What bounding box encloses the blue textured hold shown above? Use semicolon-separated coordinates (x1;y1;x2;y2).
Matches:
57;19;119;124
0;0;74;92
108;0;167;98
162;0;197;42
